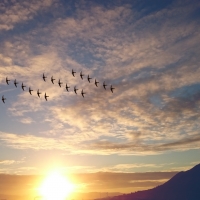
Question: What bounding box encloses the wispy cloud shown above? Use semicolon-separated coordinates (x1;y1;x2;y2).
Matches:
0;0;200;158
0;159;24;165
0;170;178;195
20;117;34;124
0;0;54;31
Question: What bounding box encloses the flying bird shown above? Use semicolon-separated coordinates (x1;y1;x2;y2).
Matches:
29;87;33;95
2;95;6;103
21;82;26;91
80;71;84;79
103;81;107;90
66;83;70;92
74;86;78;94
81;89;86;98
51;76;55;84
43;73;47;82
88;75;92;83
95;79;99;87
110;85;115;93
44;93;49;101
37;89;41;98
14;79;18;87
58;79;63;87
6;77;10;85
72;69;76;77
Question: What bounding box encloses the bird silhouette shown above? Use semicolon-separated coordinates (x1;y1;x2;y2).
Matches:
14;79;18;87
95;79;99;87
21;82;26;91
110;85;115;93
74;86;78;94
88;75;92;83
51;76;55;84
103;81;107;90
29;87;33;95
58;79;62;87
81;89;86;98
72;69;76;77
66;83;70;92
37;89;41;98
44;93;49;101
6;77;10;85
2;95;6;103
80;71;84;79
43;73;47;82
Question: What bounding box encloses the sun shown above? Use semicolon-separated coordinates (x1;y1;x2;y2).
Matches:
39;171;75;200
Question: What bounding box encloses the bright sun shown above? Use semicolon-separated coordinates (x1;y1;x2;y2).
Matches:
39;171;75;200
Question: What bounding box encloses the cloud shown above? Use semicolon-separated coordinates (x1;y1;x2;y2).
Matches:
87;133;200;154
0;0;200;156
0;0;54;31
69;171;178;192
0;170;178;196
1;129;200;156
86;163;176;173
0;159;23;165
0;132;70;150
20;117;34;124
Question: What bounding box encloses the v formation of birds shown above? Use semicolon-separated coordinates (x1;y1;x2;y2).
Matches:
2;70;115;103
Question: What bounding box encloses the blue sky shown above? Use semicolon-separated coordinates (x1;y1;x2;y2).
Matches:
0;0;200;196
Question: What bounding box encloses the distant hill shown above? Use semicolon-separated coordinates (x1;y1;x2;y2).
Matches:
110;164;200;200
69;192;122;199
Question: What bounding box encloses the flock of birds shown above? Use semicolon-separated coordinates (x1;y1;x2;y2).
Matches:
1;69;115;103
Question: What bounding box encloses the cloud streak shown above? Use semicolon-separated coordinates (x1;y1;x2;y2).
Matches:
0;0;200;158
0;0;54;31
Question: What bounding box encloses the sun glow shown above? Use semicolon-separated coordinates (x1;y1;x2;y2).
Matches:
39;171;75;200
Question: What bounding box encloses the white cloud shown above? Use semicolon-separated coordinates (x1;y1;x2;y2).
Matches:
20;117;34;124
0;0;200;157
0;159;24;165
0;0;54;31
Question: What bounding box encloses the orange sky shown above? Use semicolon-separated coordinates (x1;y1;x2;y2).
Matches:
0;171;177;200
1;0;200;199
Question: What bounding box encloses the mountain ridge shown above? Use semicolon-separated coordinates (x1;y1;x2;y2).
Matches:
109;164;200;200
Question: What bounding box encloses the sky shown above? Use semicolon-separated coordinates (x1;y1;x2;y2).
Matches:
0;0;200;198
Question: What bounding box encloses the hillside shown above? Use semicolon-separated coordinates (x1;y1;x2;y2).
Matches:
110;164;200;200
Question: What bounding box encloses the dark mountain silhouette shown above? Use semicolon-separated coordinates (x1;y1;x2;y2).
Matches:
110;164;200;200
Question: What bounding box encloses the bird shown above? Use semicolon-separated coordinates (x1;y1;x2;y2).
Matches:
81;89;86;98
74;86;78;94
110;85;115;93
88;75;92;83
103;81;107;90
29;87;33;95
72;69;76;77
95;79;99;87
51;76;55;84
6;77;10;85
2;95;6;103
58;79;62;87
21;82;26;91
80;71;84;79
14;79;18;87
37;89;41;98
44;93;49;101
66;83;70;92
43;73;47;82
